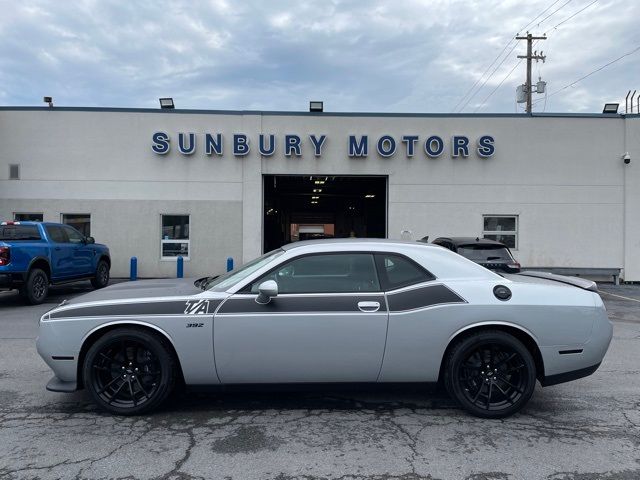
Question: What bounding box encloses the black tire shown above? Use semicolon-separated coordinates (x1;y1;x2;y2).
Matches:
21;268;49;305
443;330;536;418
83;328;176;415
91;260;110;289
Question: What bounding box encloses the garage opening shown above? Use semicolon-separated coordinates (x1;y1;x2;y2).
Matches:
263;175;387;252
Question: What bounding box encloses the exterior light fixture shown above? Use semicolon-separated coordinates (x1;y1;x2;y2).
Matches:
313;188;322;193
43;96;53;108
365;194;375;198
602;103;619;114
311;201;318;204
309;101;323;112
312;196;319;200
159;98;175;109
314;180;325;185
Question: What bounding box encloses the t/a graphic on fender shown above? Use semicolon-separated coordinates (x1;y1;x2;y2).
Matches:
184;299;211;314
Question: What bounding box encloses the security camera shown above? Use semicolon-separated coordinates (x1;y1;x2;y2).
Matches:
623;152;631;164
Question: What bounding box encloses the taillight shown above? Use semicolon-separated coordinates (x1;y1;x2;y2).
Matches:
508;262;521;270
0;246;10;266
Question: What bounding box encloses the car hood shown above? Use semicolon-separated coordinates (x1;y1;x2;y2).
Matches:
65;278;203;305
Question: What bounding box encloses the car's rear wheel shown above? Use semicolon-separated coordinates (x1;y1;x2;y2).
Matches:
444;330;536;418
91;260;110;289
83;328;176;415
21;268;49;305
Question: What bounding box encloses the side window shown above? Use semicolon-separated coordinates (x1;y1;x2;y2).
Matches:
45;225;67;243
374;253;435;291
250;253;380;294
62;225;84;244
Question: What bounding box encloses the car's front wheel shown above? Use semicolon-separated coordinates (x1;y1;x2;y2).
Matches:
91;260;110;289
83;328;176;415
444;330;536;418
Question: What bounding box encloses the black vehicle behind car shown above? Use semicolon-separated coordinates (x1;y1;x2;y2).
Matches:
421;236;521;273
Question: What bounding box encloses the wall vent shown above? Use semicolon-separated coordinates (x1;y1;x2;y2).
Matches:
9;164;20;180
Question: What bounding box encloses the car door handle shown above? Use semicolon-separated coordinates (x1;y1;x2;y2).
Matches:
357;301;381;312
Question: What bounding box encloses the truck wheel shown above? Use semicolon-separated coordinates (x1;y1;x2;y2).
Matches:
91;260;110;289
22;268;49;305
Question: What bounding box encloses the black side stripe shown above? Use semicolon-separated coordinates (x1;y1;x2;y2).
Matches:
386;284;465;312
217;295;387;314
48;299;223;319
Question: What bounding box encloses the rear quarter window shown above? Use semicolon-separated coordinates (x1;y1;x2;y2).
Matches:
0;225;42;241
374;253;435;291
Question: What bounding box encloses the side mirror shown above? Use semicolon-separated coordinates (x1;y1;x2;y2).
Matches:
85;236;95;244
256;280;278;304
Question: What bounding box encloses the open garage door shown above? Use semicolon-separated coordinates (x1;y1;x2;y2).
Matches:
263;175;387;252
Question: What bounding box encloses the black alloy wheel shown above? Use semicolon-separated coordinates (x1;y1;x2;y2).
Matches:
22;268;49;305
83;328;176;415
91;260;110;289
444;330;536;418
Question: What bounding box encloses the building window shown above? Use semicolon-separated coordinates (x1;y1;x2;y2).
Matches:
14;213;43;222
483;215;518;249
161;215;190;259
13;213;43;222
61;214;91;237
9;164;20;180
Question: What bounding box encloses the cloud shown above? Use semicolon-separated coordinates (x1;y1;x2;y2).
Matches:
0;0;637;113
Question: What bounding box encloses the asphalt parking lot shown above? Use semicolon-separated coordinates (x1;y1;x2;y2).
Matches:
0;282;639;480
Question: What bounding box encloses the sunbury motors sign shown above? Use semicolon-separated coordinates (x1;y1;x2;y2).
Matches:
151;132;495;158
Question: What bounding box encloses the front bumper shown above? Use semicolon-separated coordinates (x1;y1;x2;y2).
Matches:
46;376;78;392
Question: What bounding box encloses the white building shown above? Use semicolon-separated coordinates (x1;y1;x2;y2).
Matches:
1;107;638;281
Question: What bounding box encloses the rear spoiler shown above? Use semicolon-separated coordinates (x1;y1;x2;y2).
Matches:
516;271;598;293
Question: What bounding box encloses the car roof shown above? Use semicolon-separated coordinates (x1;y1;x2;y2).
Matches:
281;238;439;251
433;237;508;247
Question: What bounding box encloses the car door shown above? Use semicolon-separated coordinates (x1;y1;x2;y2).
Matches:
213;252;389;384
61;225;94;276
45;225;75;280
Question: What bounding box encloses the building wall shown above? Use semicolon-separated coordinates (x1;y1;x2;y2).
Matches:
0;108;637;279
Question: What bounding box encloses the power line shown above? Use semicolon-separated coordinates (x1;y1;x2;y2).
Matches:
544;0;598;34
473;55;528;113
536;0;574;27
452;0;563;112
451;41;514;112
531;45;640;106
458;42;520;112
456;0;576;112
474;0;600;112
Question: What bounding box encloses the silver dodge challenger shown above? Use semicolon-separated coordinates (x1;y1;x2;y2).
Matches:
37;239;613;418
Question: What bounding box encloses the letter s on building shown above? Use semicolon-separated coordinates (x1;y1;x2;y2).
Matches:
477;135;495;157
152;132;171;154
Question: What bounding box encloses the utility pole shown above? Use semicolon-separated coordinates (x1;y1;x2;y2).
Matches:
516;33;546;113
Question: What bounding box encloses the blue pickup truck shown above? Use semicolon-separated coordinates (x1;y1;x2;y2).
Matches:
0;221;111;304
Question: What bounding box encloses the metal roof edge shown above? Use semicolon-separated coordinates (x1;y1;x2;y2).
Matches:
0;106;630;119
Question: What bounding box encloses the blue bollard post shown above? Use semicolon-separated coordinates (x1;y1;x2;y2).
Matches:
226;257;234;272
130;257;137;281
177;256;184;278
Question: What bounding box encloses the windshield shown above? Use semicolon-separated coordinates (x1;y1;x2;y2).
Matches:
204;249;285;292
457;245;515;262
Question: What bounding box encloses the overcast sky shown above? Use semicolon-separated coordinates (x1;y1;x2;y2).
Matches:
0;0;637;114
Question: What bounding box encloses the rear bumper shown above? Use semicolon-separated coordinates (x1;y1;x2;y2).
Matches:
540;362;601;387
0;272;26;289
